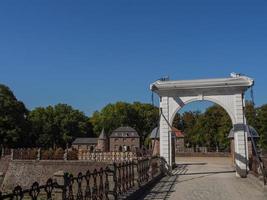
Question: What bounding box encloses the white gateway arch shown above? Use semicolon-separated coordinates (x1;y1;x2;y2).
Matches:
150;73;254;177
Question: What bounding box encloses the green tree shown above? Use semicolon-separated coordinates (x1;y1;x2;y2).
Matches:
28;104;93;148
90;102;159;141
257;104;267;150
172;113;182;130
178;105;231;150
131;102;159;137
0;84;29;147
203;105;231;150
181;111;200;147
245;101;257;128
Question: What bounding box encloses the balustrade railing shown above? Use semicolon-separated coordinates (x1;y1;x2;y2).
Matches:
78;151;141;162
9;148;147;161
0;156;163;200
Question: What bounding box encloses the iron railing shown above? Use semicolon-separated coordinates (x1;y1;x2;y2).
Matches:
0;178;61;200
249;131;267;185
0;156;163;200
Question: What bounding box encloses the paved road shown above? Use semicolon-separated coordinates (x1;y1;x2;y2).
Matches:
141;157;267;200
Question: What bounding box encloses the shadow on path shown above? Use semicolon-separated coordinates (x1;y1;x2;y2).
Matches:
139;162;236;200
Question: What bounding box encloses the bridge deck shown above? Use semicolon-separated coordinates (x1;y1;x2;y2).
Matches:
141;157;266;200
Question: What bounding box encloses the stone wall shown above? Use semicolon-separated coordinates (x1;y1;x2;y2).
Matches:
109;137;140;151
77;150;140;161
1;160;109;192
0;156;11;186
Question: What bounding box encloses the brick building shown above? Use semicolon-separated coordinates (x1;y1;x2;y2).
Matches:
97;129;109;152
172;127;185;152
150;127;160;155
109;126;140;152
72;138;98;151
72;126;140;152
150;127;184;156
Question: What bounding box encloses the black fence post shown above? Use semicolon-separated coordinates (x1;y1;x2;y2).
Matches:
112;162;118;200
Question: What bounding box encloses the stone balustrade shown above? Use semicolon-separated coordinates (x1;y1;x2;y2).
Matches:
78;150;139;162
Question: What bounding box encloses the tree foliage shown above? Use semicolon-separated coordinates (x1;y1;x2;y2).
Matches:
173;105;232;150
256;104;267;150
1;83;267;151
28;104;94;148
0;84;29;147
90;102;159;140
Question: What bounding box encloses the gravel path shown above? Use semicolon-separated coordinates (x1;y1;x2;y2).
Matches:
142;157;267;200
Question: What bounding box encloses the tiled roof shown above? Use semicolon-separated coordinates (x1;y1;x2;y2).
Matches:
172;127;184;138
72;138;98;144
110;126;139;138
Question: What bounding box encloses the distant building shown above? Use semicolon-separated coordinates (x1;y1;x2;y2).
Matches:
150;127;179;157
97;129;109;152
150;127;160;155
72;138;98;152
72;126;140;152
109;126;140;152
172;127;185;152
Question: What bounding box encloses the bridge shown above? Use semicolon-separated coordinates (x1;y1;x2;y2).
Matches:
150;73;254;177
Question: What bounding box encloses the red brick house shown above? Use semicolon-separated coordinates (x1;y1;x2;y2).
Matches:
109;126;140;152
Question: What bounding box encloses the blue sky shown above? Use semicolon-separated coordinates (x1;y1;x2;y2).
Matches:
0;0;266;115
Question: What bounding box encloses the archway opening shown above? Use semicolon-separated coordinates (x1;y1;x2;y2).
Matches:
172;100;232;154
170;100;235;172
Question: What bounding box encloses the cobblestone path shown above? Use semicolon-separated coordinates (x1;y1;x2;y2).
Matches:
141;157;267;200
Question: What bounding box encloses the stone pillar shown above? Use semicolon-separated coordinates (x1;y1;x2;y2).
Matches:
37;148;41;161
160;96;172;167
233;94;249;177
53;171;65;200
64;149;68;161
